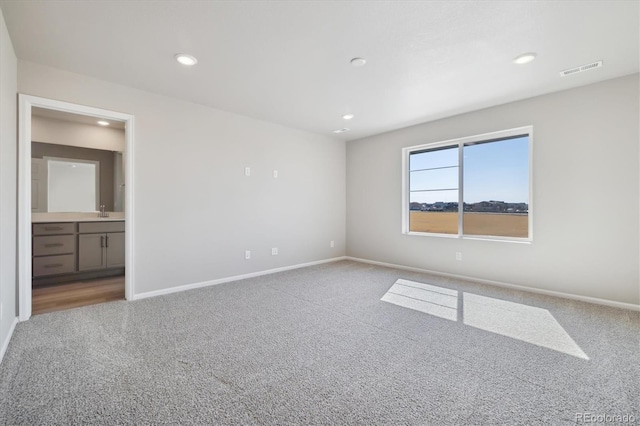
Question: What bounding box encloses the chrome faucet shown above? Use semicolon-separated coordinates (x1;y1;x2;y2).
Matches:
98;205;109;218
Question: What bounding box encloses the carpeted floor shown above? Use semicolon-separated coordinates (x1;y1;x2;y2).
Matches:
0;260;638;425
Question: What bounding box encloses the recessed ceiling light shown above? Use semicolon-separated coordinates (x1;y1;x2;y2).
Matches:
97;120;109;126
175;53;198;66
350;57;367;67
333;128;351;134
513;52;537;65
342;114;355;120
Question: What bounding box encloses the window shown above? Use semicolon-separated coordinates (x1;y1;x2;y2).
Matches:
403;126;532;241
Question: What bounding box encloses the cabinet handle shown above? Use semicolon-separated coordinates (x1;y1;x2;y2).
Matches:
44;263;63;268
44;243;64;248
44;226;63;231
100;236;105;248
106;235;109;248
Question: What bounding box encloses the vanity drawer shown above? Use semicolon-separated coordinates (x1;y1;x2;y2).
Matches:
33;235;75;256
33;222;75;236
78;221;125;234
33;254;75;277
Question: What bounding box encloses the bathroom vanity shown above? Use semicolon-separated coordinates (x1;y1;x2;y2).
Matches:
32;213;125;286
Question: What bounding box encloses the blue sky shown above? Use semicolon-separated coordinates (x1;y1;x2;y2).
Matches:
409;136;529;204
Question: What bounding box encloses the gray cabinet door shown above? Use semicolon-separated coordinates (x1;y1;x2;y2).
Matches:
78;234;106;271
106;232;125;268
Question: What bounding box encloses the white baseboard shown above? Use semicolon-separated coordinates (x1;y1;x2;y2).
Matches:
346;256;640;312
132;256;347;301
0;317;18;365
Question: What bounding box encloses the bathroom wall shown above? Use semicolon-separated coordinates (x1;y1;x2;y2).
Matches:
32;115;124;151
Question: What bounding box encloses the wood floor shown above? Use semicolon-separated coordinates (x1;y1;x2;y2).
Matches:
32;276;125;315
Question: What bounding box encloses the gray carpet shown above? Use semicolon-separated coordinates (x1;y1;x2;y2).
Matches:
0;260;638;425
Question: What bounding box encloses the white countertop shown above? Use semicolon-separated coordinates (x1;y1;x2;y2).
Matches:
32;212;125;223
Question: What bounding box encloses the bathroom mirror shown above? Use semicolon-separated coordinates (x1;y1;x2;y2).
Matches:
46;158;99;212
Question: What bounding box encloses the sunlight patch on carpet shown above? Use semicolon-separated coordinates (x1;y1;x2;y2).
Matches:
381;279;589;360
462;292;589;360
380;279;458;321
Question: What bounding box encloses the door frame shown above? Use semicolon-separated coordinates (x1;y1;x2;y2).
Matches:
18;95;135;321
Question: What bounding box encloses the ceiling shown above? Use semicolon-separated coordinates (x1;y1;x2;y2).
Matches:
32;107;126;130
1;1;638;141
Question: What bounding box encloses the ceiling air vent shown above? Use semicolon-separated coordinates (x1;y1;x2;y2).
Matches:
560;61;603;77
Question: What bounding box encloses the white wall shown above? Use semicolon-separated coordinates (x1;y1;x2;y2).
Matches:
19;61;346;295
0;8;17;357
347;74;639;306
32;115;125;151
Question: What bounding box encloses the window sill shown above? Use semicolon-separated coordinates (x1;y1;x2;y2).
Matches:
404;231;532;244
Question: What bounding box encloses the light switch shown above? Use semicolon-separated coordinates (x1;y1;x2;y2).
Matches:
273;170;278;178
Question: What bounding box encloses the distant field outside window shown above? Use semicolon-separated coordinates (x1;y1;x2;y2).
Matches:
409;146;459;234
405;127;531;240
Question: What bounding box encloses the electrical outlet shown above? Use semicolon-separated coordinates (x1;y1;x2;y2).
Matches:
273;170;278;178
330;240;335;248
271;247;278;255
245;250;251;260
244;167;251;177
455;252;462;261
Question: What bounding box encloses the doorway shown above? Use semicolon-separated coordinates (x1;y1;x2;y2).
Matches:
18;95;135;321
